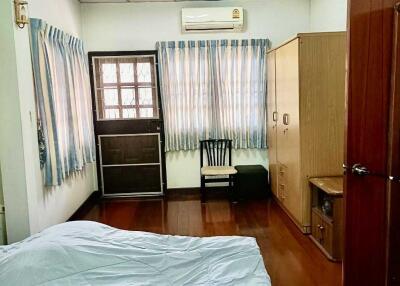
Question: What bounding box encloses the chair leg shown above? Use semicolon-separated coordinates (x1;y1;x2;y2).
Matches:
201;176;206;203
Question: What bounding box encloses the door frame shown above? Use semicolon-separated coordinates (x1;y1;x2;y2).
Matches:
88;50;167;196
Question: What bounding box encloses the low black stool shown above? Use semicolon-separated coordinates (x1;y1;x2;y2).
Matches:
234;165;270;200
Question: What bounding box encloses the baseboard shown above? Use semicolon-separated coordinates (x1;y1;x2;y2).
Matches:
272;194;311;234
166;187;230;201
68;191;101;221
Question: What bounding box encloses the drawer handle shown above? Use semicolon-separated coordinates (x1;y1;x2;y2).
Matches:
273;111;278;122
283;113;289;125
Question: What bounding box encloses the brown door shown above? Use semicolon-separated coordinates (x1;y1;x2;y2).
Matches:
388;4;400;285
344;1;400;285
88;51;165;197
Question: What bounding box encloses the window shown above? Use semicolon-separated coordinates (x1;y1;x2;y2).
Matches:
157;39;269;151
93;56;159;120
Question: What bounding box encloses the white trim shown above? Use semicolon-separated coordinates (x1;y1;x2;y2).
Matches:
103;192;163;198
103;163;161;167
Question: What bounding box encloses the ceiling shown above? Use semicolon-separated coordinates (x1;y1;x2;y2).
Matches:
79;0;221;2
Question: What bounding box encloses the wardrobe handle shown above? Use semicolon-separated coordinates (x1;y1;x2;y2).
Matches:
283;113;289;125
273;111;278;122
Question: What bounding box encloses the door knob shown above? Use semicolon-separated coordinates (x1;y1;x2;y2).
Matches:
351;163;370;176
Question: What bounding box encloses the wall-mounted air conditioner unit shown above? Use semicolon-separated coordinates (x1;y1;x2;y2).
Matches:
182;7;244;33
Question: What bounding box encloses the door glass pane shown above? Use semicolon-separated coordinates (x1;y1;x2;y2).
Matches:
120;63;134;83
102;64;117;84
138;88;153;105
121;89;135;105
94;56;158;120
137;63;152;83
140;108;153;118
123;108;136;119
103;89;118;106
105;109;119;119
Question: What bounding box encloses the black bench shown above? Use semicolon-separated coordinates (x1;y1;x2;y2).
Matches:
234;165;270;200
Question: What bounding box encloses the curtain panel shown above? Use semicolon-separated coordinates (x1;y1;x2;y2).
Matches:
157;39;270;152
30;18;96;186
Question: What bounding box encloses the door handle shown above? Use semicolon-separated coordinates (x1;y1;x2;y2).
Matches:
283;113;289;125
351;164;370;176
344;162;400;181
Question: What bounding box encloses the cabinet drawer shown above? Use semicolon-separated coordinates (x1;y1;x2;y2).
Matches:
312;208;334;257
321;220;333;255
278;183;286;201
312;209;322;242
278;164;287;184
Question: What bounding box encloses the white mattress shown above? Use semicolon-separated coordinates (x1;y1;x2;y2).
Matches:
0;221;270;285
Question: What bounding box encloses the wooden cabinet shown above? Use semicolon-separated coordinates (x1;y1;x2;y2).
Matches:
309;177;344;261
267;51;278;198
267;32;346;233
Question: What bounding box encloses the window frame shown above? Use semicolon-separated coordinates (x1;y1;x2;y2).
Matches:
92;54;160;121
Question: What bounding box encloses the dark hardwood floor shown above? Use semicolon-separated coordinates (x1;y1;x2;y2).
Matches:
74;195;342;286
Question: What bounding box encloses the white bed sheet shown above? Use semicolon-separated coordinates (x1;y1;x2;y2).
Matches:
0;221;270;286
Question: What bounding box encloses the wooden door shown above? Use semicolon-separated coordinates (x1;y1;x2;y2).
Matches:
89;51;166;197
267;51;278;197
344;1;399;285
388;3;400;285
275;39;302;223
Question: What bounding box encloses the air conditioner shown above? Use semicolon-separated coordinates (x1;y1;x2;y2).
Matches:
182;7;244;33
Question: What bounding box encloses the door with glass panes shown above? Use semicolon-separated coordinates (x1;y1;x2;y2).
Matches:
89;51;165;197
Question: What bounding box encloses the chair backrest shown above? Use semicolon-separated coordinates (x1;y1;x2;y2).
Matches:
200;139;232;167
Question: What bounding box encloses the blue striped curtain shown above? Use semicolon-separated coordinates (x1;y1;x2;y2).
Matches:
157;39;270;152
30;18;96;186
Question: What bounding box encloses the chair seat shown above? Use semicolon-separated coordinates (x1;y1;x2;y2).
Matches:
201;166;238;176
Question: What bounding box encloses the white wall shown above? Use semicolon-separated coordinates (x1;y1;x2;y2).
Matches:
309;0;347;32
23;0;97;236
81;0;310;50
81;0;310;188
0;0;96;242
0;1;31;243
28;0;83;37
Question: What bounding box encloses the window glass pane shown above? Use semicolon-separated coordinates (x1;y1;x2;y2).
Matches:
123;108;136;119
105;109;119;119
120;63;134;83
137;63;152;83
121;89;135;106
140;108;153;118
103;89;118;106
138;88;153;105
102;64;117;84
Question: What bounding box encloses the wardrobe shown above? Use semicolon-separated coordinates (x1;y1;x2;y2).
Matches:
267;32;346;233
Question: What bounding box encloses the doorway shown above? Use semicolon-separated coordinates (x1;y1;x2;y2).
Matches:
88;51;166;197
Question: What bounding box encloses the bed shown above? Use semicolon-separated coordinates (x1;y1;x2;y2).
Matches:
0;221;270;285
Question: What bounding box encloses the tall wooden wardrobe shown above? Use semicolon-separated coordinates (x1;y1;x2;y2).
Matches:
267;32;346;233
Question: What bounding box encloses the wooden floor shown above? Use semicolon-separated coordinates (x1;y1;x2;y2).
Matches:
75;196;342;286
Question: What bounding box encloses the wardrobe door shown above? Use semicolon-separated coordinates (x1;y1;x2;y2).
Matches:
275;39;302;223
267;51;278;198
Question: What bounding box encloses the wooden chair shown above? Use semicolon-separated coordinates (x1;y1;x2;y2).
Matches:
200;139;237;203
